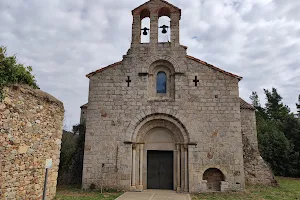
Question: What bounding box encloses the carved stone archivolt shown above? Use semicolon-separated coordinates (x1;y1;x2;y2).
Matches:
132;113;189;144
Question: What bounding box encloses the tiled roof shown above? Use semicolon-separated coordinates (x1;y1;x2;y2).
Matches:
186;55;243;80
86;61;122;78
240;98;255;110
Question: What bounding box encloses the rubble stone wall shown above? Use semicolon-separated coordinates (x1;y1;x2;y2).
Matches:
241;109;276;185
0;85;64;200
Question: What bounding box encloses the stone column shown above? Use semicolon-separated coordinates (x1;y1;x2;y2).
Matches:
150;13;158;45
176;144;181;192
184;145;188;192
131;15;141;46
170;13;180;46
131;145;137;190
180;145;185;191
137;144;144;191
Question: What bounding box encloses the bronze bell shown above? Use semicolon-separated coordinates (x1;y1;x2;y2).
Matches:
142;27;150;35
160;25;169;34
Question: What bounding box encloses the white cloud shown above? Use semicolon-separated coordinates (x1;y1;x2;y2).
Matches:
0;0;299;129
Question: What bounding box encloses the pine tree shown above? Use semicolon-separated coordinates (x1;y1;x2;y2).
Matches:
296;94;300;118
250;91;260;108
264;88;290;120
255;88;300;177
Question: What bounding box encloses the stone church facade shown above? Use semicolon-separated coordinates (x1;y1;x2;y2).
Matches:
81;0;275;193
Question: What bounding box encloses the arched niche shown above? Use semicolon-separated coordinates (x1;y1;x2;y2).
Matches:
203;168;225;191
140;9;150;19
158;7;171;18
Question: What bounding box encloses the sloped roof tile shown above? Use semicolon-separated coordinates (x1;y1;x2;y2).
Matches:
240;98;255;110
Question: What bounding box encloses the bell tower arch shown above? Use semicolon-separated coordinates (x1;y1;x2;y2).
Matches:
131;0;181;47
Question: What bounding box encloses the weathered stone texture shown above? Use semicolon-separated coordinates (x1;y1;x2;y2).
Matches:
0;85;64;200
81;0;274;193
241;109;276;185
82;42;245;192
80;104;88;124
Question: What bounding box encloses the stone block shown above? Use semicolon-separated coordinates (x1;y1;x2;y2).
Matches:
200;180;208;192
18;146;29;154
221;181;229;192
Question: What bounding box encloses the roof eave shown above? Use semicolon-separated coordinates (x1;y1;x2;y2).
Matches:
86;61;122;78
186;55;242;81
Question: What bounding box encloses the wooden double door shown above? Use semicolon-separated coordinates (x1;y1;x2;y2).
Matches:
147;150;173;190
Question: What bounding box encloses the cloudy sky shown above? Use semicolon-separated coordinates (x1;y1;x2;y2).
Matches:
1;0;299;129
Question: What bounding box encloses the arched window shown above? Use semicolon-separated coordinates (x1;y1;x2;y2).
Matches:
156;71;167;93
148;60;175;100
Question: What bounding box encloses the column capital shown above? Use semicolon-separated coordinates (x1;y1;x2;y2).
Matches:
184;144;188;150
132;144;137;150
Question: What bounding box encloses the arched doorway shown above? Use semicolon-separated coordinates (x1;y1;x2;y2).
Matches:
203;168;225;191
130;114;189;192
146;128;174;189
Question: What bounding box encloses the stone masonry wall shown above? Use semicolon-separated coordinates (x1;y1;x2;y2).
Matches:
83;0;245;192
241;109;277;185
0;85;64;200
83;43;245;192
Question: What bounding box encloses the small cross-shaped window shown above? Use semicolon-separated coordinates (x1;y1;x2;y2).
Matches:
193;76;199;86
126;76;131;87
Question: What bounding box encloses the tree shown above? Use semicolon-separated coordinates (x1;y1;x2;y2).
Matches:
250;91;260;108
264;88;290;121
253;88;300;177
282;115;300;150
0;46;38;100
258;125;298;176
58;123;86;185
296;94;300;118
250;91;268;120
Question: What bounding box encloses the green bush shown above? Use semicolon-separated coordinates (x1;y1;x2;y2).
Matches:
0;46;38;100
250;89;300;177
58;123;86;185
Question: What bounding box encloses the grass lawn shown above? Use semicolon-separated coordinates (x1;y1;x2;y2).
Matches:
55;185;122;200
55;177;299;200
191;177;300;200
